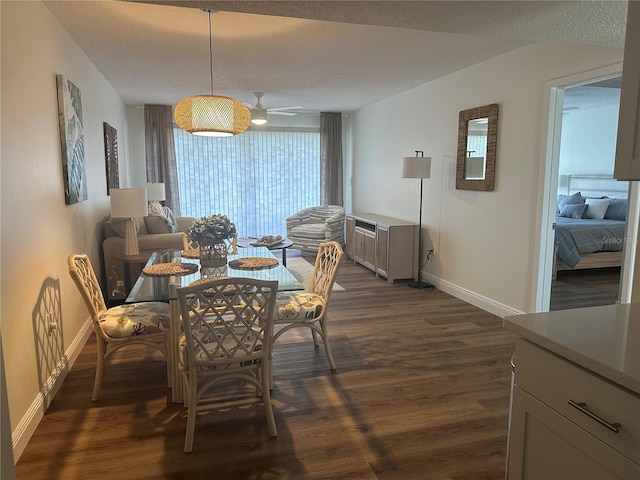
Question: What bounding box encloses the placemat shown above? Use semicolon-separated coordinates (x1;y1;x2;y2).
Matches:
142;262;198;277
181;248;200;259
229;257;279;270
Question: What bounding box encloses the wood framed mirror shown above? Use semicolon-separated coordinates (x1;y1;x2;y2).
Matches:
456;103;499;191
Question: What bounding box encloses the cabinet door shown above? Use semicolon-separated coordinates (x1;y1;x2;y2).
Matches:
362;230;376;271
354;227;375;269
376;226;389;278
353;228;365;264
508;386;640;480
345;216;355;257
615;1;640;180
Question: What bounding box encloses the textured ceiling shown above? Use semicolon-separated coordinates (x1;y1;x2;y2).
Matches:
43;1;627;113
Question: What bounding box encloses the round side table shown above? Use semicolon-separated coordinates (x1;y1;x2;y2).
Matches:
236;237;294;266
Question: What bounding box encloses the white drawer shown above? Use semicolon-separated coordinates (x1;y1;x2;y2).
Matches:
515;338;640;464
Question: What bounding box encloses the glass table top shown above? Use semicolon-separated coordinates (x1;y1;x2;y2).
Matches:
126;246;304;303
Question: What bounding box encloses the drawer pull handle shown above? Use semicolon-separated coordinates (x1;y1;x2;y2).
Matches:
568;400;621;433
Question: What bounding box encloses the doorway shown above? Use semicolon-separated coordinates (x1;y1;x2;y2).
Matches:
535;64;638;312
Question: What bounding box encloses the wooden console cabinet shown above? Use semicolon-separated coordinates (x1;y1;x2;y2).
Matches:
345;213;417;283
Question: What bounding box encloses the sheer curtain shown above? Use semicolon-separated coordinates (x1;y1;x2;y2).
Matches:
320;112;344;206
174;127;321;237
144;104;181;214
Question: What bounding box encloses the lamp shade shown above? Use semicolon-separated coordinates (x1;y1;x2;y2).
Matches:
174;95;251;137
402;156;432;179
251;107;268;125
145;182;166;202
109;188;148;218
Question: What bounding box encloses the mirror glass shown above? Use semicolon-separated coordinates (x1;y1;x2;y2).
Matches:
456;104;499;191
465;118;488;179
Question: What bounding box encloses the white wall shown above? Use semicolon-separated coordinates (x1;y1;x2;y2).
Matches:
559;104;620;185
1;2;129;459
351;42;624;315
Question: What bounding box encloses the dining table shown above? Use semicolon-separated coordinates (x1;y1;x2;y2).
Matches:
126;246;304;403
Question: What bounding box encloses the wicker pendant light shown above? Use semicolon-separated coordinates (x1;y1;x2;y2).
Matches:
174;10;250;137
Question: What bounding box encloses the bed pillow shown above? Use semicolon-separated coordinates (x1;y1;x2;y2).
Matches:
604;198;628;221
560;203;588;219
557;191;584;212
583;198;611;220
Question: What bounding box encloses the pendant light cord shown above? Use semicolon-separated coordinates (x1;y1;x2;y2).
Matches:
208;10;214;95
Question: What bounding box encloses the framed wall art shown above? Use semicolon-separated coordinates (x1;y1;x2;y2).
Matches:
56;74;87;204
103;122;119;193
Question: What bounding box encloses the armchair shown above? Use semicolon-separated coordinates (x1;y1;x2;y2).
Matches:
286;205;345;255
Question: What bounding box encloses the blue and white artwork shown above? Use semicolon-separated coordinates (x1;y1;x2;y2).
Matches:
56;74;87;204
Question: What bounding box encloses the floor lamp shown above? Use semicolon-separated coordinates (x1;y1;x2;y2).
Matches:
110;188;148;256
402;151;434;289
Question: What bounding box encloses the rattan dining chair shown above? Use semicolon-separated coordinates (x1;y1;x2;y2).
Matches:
67;254;170;401
271;241;344;379
176;277;278;453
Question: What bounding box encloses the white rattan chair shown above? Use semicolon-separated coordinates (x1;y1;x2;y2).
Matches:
67;254;170;401
272;241;344;378
176;277;278;453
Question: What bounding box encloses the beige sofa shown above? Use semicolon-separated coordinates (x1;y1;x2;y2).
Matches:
103;215;195;302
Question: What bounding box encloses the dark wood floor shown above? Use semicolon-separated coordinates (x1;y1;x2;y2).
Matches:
17;257;519;479
550;267;621;311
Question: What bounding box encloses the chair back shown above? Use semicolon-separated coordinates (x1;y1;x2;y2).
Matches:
182;233;194;251
176;278;278;373
308;241;344;301
68;254;107;326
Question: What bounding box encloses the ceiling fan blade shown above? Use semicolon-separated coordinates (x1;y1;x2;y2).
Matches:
267;106;304;112
268;111;297;116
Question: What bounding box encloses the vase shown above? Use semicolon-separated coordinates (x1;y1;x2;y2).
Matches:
199;240;228;267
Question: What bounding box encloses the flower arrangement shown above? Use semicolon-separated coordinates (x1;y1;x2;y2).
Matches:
187;214;237;244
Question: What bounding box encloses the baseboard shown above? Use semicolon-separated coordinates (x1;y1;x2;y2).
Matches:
12;319;92;462
423;272;525;318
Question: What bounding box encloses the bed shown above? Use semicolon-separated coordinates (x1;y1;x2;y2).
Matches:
554;175;628;277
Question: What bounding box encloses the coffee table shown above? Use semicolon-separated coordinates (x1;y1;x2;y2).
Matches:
236;237;294;266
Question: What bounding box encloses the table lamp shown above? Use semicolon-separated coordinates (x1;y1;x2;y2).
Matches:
110;188;148;255
145;182;166;203
402;151;434;289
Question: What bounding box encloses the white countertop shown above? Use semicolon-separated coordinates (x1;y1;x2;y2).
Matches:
504;304;640;395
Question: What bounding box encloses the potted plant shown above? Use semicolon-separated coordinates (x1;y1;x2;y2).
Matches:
187;214;237;267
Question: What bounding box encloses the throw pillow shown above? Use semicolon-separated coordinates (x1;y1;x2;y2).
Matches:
560;203;587;219
148;201;164;217
146;201;177;233
109;216;142;237
583;198;611;220
144;216;170;234
163;206;177;233
557;191;584;211
604;198;628;221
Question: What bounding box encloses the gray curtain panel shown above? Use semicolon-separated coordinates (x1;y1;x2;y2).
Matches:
144;104;181;215
320;112;344;206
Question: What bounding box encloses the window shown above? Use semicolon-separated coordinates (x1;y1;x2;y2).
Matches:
174;127;320;237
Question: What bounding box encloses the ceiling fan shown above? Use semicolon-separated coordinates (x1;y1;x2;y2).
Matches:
250;92;303;125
